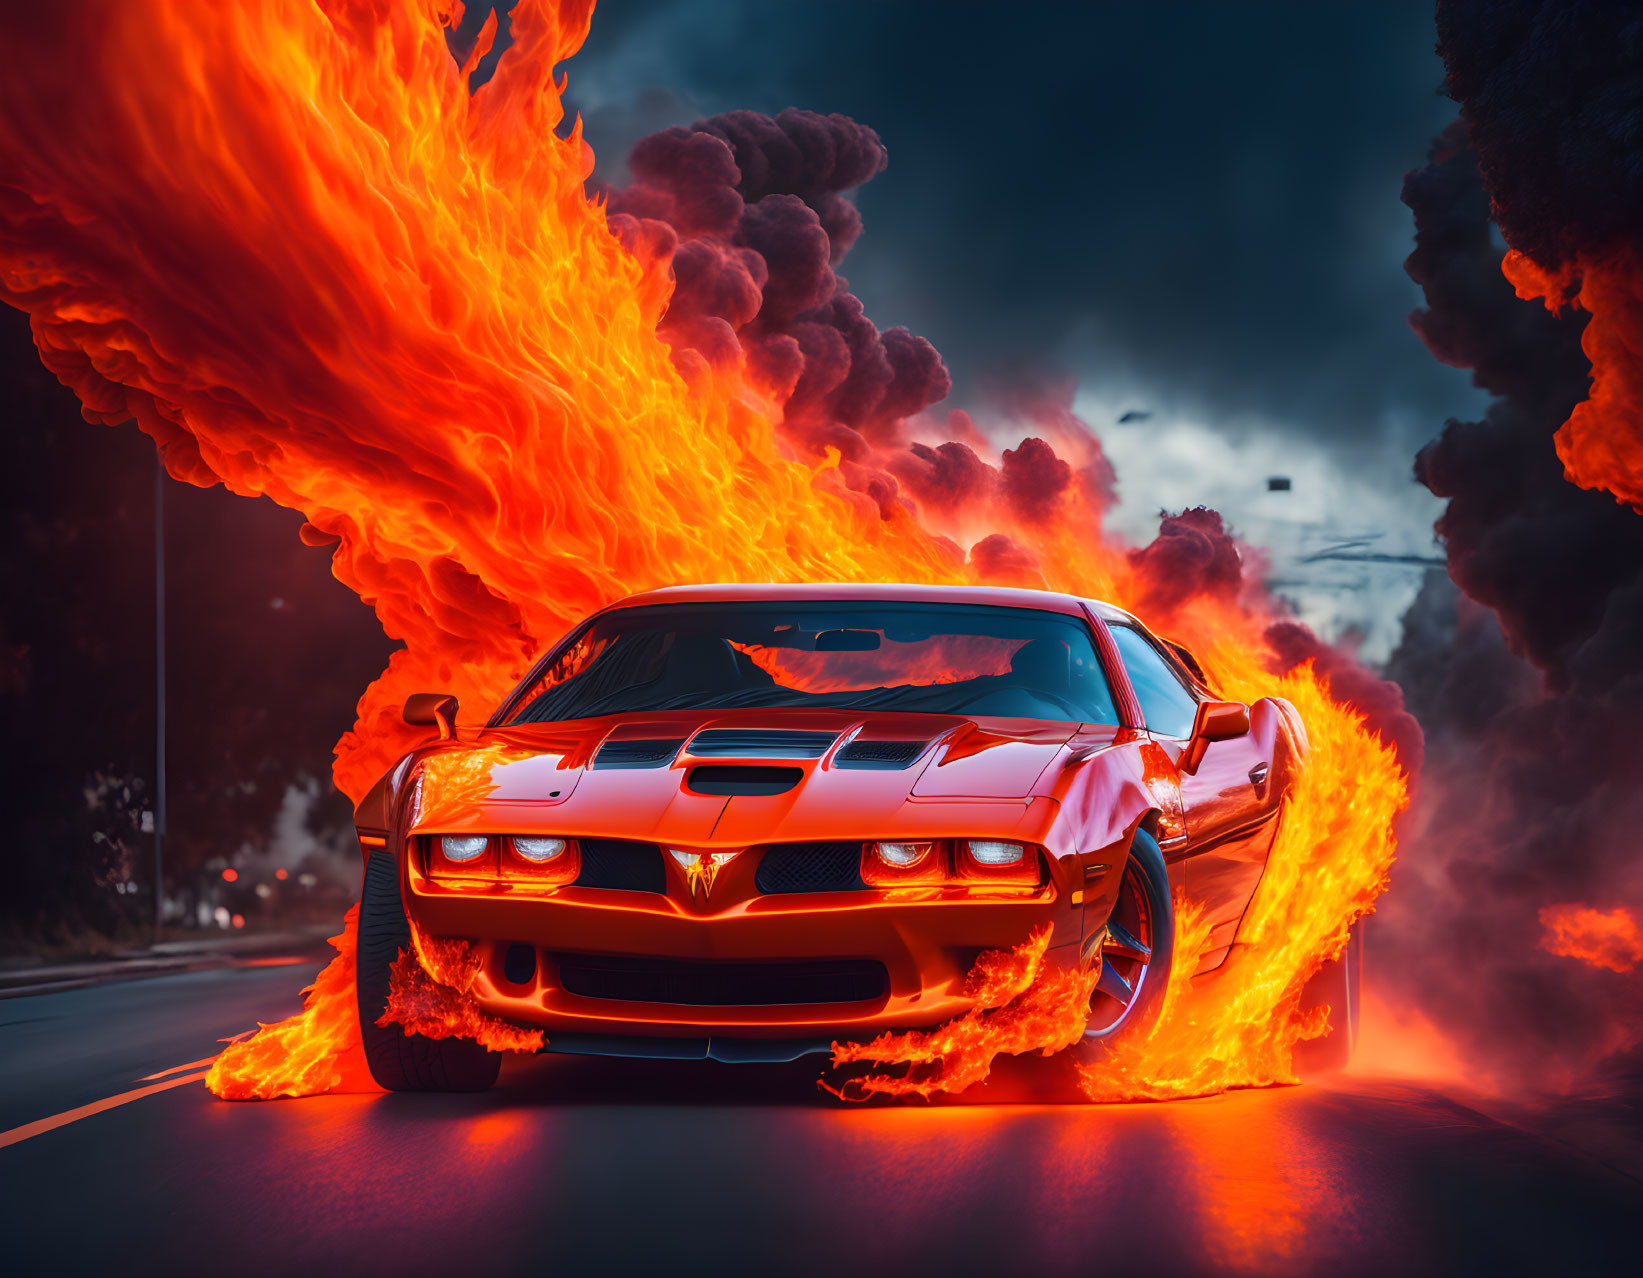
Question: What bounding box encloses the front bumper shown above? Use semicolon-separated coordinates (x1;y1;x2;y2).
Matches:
401;845;1078;1043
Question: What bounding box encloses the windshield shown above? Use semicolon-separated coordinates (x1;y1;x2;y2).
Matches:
499;601;1118;725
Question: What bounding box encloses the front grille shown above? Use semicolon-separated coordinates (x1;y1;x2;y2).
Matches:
555;954;888;1006
756;841;867;894
688;729;838;758
574;838;667;892
592;738;684;769
834;739;927;769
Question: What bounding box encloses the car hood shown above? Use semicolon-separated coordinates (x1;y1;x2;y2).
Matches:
407;709;1106;846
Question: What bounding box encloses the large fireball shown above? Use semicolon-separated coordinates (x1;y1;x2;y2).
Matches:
0;0;1404;1101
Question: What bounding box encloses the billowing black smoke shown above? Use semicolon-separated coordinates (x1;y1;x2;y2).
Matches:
603;107;1116;571
1437;0;1643;271
1385;119;1643;1089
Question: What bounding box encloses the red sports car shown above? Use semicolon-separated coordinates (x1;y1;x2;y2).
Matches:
351;583;1325;1091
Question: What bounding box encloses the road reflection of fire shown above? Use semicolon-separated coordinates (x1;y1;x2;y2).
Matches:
1165;1097;1350;1273
1;0;1406;1104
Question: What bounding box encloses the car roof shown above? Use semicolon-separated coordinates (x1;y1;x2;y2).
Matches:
606;581;1137;625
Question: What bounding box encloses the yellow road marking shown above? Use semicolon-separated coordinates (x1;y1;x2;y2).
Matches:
137;1055;222;1081
0;1069;212;1150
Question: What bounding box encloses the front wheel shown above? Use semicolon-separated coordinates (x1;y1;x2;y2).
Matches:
356;850;501;1092
1075;827;1175;1058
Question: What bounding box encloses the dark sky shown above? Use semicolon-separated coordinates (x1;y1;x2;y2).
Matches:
563;0;1483;654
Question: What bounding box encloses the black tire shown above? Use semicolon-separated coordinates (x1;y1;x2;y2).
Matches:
1020;830;1173;1100
1075;828;1175;1058
356;850;502;1092
1293;920;1362;1076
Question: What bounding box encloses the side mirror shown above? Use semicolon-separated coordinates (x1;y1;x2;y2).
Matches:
1179;700;1250;776
403;692;459;741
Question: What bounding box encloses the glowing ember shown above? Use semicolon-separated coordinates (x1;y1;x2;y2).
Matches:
0;0;1409;1103
1538;903;1643;974
381;924;544;1054
205;907;380;1100
826;927;1096;1100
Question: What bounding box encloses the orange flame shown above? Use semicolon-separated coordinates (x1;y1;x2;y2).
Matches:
1538;903;1643;974
381;923;545;1053
830;667;1405;1103
826;927;1097;1100
0;0;1407;1102
205;906;381;1099
414;740;533;829
1503;246;1643;510
1079;670;1405;1101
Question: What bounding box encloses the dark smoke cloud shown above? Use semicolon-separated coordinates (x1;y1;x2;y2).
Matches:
609;106;1227;600
607;108;950;442
1437;0;1643;269
1405;124;1643;678
1435;1;1643;516
607;105;1089;548
1385;123;1643;1088
1127;508;1246;619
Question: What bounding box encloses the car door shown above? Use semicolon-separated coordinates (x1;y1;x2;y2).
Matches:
1106;624;1274;971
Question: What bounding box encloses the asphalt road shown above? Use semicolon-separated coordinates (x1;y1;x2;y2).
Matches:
2;961;1639;1277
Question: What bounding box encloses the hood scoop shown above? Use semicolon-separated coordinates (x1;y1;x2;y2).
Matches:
686;764;803;796
834;739;928;770
688;729;837;759
592;738;686;770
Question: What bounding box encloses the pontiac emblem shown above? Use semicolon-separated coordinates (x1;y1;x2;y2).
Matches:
669;849;739;901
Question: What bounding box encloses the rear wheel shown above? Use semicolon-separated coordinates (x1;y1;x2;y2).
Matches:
1293;921;1362;1075
356;850;501;1092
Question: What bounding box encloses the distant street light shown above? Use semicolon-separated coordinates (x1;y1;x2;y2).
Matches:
154;451;167;933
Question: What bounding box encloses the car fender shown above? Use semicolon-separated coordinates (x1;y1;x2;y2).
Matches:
1035;729;1178;949
352;748;436;860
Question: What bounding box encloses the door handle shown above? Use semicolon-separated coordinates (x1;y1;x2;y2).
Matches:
1249;761;1270;786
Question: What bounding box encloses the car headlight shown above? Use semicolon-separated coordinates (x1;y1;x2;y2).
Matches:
440;834;489;862
503;834;581;885
512;836;567;863
874;840;934;867
954;838;1040;885
860;839;944;887
965;839;1025;866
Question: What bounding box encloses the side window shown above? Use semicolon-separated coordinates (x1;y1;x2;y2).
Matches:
1109;625;1200;739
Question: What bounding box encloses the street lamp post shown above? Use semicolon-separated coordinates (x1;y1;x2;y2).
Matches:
154;451;167;934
